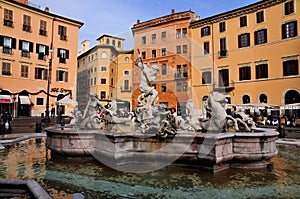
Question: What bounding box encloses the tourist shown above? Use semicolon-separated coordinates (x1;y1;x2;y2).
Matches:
1;109;12;133
51;106;55;118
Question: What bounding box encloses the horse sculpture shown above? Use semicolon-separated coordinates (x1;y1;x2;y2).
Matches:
200;91;251;132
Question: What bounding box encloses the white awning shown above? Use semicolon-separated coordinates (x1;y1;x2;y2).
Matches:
19;95;31;105
0;95;12;104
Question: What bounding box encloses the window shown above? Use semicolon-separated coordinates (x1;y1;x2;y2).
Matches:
101;78;106;84
161;64;167;75
106;39;110;45
124;80;129;90
58;25;67;41
161;31;166;41
282;21;298;39
255;29;268;45
152;34;156;43
219;69;229;87
176;82;182;91
161;84;166;92
203;42;209;54
256;64;268;79
125;57;130;62
238;33;250;48
176;65;182;78
176;46;181;54
100;91;106;99
284;0;294;15
202;71;212;84
36;98;44;105
259;94;268;103
40;20;47;36
111;78;114;85
161;48;166;56
201;26;211;37
19;40;33;57
242;95;250;104
0;36;16;54
152;50;156;58
22;15;31;32
94;77;97;85
283;59;299;76
35;67;48;80
182;28;187;37
118;41;121;48
21;65;29;78
2;62;11;76
101;66;107;71
141;51;146;59
219;21;226;32
142;36;146;44
57;48;69;63
183;65;188;77
183;82;188;91
36;44;49;60
182;45;187;54
239;66;251;81
124;70;129;75
101;51;107;58
240;16;247;27
4;9;13;27
256;11;264;24
56;70;68;82
176;29;181;38
112;40;115;46
219;38;227;57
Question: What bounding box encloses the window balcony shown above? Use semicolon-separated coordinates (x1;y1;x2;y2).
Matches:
39;29;47;36
21;51;30;58
3;19;13;27
219;50;228;58
22;25;31;32
174;73;188;80
38;53;46;61
60;35;67;41
2;47;13;55
121;86;132;92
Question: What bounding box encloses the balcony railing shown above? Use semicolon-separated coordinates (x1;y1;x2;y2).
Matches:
22;25;31;32
39;29;47;36
21;51;30;58
60;35;67;41
2;47;13;55
3;19;13;27
219;50;228;58
174;72;188;80
121;86;132;92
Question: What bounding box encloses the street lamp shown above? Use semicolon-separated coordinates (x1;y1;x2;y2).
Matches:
44;43;53;123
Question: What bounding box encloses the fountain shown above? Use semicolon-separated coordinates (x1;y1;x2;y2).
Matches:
45;53;279;173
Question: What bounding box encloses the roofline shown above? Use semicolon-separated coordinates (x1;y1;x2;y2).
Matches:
190;0;285;28
96;34;125;41
2;0;84;27
132;10;195;32
77;45;120;60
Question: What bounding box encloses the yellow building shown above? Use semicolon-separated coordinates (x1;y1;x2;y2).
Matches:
77;35;133;111
190;0;300;116
0;0;83;117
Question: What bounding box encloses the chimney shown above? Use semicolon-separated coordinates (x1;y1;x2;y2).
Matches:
15;0;28;5
137;19;140;24
171;9;175;14
80;40;90;53
44;7;49;12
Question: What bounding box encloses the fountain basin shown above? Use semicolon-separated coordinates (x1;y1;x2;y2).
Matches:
45;127;278;172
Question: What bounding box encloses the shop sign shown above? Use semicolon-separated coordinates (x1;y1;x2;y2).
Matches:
51;88;72;93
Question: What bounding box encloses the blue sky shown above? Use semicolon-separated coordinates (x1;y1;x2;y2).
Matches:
33;0;259;50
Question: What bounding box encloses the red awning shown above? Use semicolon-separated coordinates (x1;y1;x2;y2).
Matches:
0;95;12;104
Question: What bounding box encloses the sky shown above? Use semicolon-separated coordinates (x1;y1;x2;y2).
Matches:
32;0;259;50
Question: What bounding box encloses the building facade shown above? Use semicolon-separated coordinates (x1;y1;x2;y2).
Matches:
131;10;196;114
77;35;133;111
190;0;299;116
0;0;83;116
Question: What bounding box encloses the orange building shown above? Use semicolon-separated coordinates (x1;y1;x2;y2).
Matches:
131;10;196;115
190;0;300;117
0;0;83;117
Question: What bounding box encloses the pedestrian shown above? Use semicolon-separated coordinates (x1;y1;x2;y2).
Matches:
1;109;12;134
51;107;55;118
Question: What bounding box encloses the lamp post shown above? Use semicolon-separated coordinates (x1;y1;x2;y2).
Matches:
45;44;53;123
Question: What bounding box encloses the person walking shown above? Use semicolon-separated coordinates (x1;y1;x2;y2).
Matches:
1;109;12;134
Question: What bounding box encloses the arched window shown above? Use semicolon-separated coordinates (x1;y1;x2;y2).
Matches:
101;51;107;58
285;90;300;104
125;57;129;62
242;95;250;104
259;94;268;103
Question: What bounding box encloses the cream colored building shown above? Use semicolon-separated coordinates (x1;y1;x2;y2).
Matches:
0;0;83;116
190;0;299;117
77;35;133;111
